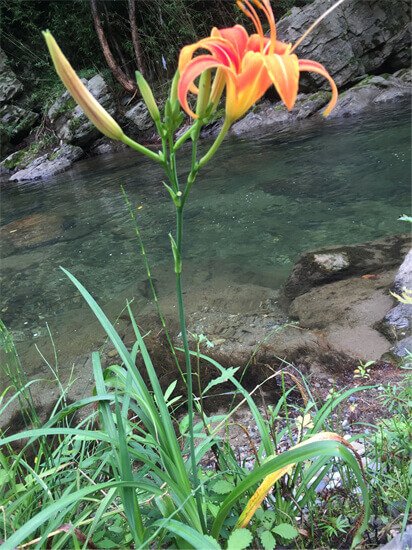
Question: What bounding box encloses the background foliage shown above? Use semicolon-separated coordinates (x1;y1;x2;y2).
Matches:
1;0;313;103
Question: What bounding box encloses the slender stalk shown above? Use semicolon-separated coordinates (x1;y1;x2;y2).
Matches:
121;134;163;163
175;206;206;532
198;117;231;169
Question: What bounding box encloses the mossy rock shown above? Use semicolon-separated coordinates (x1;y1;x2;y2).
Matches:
2;149;28;170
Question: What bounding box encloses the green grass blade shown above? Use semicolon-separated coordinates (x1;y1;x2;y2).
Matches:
211;440;367;541
151;519;221;550
186;350;273;456
114;396;144;544
0;427;114;447
1;480;162;550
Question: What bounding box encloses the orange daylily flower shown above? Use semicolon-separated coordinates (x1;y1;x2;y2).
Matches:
178;0;339;123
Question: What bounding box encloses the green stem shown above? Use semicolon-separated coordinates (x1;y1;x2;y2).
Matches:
175;206;206;533
198;117;231;169
174;125;195;151
121;135;163;163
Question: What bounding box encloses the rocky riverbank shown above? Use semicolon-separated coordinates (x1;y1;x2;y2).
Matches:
1;0;410;182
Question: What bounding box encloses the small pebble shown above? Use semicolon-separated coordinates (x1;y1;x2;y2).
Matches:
349;396;356;403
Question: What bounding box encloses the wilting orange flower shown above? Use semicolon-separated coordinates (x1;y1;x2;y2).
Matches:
178;0;338;123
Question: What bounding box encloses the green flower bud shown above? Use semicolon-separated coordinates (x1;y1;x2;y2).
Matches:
135;71;160;123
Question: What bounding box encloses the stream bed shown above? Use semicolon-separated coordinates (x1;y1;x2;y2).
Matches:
0;104;410;388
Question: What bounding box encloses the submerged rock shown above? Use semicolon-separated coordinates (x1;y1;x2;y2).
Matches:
283;233;411;302
0;213;65;250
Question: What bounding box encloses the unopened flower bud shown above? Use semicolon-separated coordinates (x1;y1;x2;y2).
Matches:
135;71;160;123
196;70;211;119
43;30;124;141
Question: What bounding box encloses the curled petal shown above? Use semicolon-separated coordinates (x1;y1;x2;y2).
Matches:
179;35;241;78
264;53;299;110
298;59;338;116
178;56;233;118
232;52;271;120
216;25;249;59
247;33;270;53
43;31;124;141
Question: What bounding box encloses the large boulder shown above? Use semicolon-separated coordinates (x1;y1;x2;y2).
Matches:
276;0;411;91
377;248;412;359
0;104;39;157
48;74;116;147
0;48;23;105
231;69;411;136
393;248;412;294
282;233;411;302
8;144;84;182
124;101;154;132
327;71;411;118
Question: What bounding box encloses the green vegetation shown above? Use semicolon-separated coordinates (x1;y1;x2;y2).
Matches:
1;308;411;548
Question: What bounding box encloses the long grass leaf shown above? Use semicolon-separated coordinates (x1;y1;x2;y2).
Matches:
211;439;368;545
184;350;273;456
1;480;162;550
151;519;221;550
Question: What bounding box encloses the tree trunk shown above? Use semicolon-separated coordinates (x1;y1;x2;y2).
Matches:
102;1;132;80
90;0;137;94
128;0;145;77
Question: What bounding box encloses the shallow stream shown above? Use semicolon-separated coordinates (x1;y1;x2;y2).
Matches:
0;104;410;386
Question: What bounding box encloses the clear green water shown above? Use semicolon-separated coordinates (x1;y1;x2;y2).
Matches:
0;105;410;350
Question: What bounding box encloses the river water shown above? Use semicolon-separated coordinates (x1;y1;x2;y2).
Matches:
0;104;410;384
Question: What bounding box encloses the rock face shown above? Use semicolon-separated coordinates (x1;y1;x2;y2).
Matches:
0;104;39;157
0;48;23;105
276;0;411;91
0;49;38;158
9;144;84;182
283;233;411;302
48;75;116;148
378;249;412;360
124;101;154;132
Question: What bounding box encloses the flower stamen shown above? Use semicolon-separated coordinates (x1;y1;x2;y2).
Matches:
237;0;264;52
252;0;277;53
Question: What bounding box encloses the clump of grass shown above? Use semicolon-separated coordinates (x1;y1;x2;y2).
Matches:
1;298;371;549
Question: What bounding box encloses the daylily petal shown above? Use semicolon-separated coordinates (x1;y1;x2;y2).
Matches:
264;53;299;110
43;31;124;141
232;52;271;119
179;35;240;77
177;0;338;123
178;56;233;118
247;33;270;53
298;59;338;116
216;25;249;59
